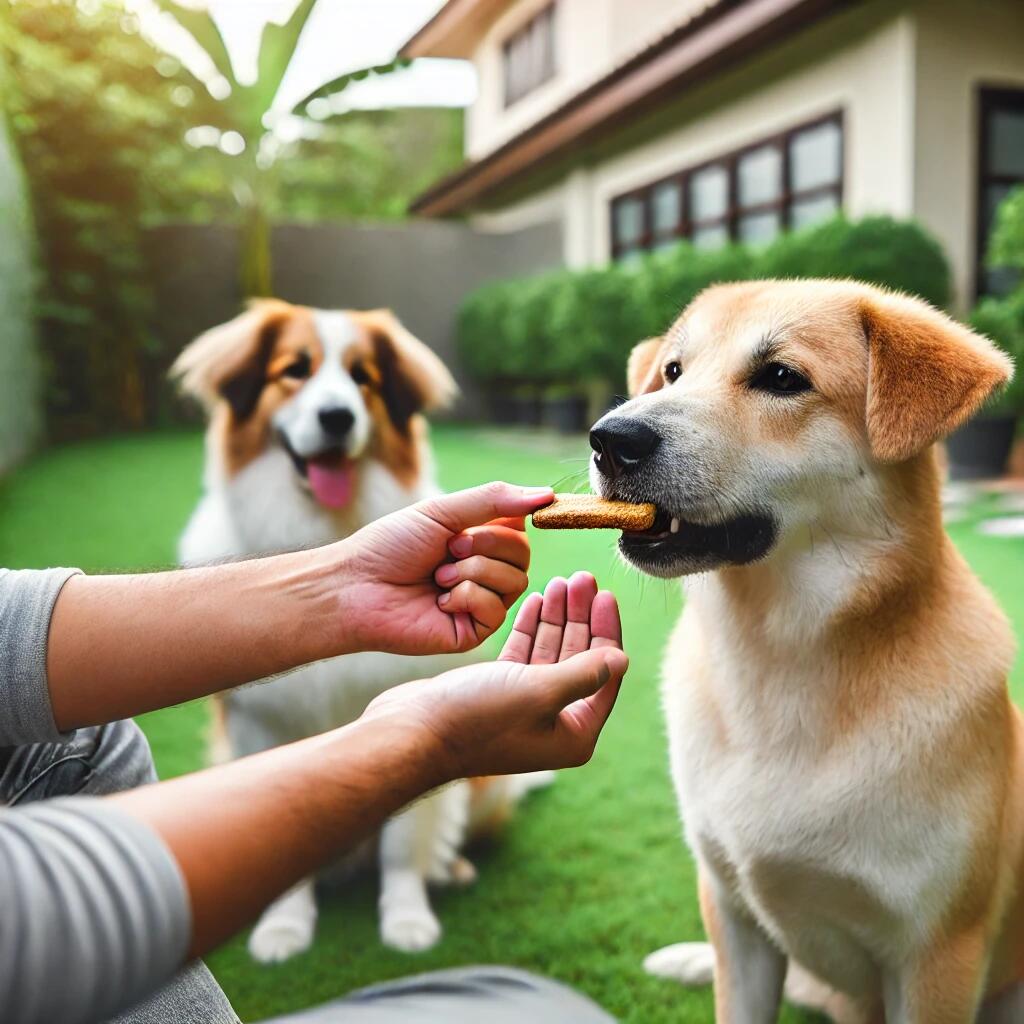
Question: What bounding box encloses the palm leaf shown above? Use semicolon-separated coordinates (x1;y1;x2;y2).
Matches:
252;0;318;113
289;59;409;118
151;0;237;89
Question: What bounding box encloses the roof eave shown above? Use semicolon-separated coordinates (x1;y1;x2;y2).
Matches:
410;0;851;217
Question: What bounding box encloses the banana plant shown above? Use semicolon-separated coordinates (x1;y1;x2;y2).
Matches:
154;0;404;295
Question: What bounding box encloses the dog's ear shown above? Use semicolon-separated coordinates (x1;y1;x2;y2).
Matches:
628;337;667;397
860;289;1013;463
362;309;457;430
171;301;291;421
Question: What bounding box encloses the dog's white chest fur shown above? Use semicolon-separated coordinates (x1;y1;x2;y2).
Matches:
664;589;979;998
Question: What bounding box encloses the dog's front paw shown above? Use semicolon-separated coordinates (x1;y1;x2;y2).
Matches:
248;915;316;964
643;942;715;986
380;907;442;953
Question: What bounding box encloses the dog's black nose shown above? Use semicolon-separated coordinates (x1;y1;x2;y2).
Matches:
590;419;661;479
318;406;355;439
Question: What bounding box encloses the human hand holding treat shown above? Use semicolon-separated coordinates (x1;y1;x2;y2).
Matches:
327;481;553;656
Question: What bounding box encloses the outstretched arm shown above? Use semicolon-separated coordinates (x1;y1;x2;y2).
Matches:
111;578;626;956
46;482;552;732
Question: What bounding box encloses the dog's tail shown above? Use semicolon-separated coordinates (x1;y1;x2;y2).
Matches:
643;943;869;1024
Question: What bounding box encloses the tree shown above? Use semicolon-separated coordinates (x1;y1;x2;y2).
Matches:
153;0;404;294
0;0;225;433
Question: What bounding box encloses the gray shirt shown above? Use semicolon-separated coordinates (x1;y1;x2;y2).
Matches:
1;568;191;1024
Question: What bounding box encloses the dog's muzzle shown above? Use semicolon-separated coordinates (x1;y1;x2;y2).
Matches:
589;411;777;577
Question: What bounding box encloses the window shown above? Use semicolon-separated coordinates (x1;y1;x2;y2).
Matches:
977;88;1024;297
503;4;556;107
610;113;844;260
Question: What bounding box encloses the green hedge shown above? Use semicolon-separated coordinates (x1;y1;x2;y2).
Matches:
458;215;951;390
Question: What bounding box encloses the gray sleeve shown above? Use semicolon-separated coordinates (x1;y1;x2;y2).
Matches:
0;567;82;745
0;797;191;1024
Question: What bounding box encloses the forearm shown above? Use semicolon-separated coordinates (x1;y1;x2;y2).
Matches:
109;713;444;957
47;547;351;731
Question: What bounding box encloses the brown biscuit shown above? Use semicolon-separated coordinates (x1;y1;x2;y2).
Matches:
532;494;657;531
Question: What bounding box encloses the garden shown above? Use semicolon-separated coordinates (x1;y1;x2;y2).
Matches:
2;1;1024;1022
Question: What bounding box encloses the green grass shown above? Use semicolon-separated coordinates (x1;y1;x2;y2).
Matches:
1;426;1022;1023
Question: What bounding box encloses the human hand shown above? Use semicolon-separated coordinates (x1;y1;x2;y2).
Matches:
362;573;627;780
329;481;553;656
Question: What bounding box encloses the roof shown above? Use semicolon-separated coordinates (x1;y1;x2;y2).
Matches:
409;0;852;217
400;0;510;60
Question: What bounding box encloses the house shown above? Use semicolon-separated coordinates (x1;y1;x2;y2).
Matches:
401;0;1024;309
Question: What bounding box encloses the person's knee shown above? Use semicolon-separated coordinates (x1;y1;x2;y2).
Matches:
79;719;158;796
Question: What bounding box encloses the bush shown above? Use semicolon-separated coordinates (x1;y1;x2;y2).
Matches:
757;215;951;306
458;215;952;392
970;288;1024;417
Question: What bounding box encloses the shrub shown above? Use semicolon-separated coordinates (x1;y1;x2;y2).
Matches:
970;291;1024;417
757;215;951;307
458;216;953;392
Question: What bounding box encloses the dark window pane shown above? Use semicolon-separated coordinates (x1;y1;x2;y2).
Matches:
989;109;1024;177
692;223;729;250
790;120;842;192
790;192;839;230
690;164;728;222
504;4;556;105
738;210;780;246
651;181;681;235
614;197;645;247
737;145;782;207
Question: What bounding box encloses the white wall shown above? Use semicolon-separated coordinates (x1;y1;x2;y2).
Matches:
608;0;714;66
912;0;1024;308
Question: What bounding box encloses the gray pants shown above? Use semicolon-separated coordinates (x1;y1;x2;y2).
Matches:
0;721;615;1024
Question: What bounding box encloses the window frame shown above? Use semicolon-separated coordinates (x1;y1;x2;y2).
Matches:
610;110;845;260
975;86;1024;298
502;3;558;109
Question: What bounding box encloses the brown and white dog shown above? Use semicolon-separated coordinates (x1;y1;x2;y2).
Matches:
589;281;1022;1023
173;301;547;962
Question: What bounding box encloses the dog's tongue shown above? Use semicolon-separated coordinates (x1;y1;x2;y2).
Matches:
307;460;354;509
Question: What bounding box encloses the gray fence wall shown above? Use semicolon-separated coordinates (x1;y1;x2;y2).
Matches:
147;219;562;416
0;116;41;472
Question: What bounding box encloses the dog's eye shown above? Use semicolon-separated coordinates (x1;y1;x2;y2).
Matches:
282;353;311;380
750;362;812;396
350;362;371;386
664;361;683;384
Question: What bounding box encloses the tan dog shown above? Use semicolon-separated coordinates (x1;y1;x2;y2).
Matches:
588;281;1022;1023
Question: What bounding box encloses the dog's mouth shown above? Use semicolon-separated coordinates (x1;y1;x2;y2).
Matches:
280;434;356;510
617;505;777;578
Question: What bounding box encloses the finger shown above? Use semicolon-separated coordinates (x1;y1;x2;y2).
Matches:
536;647;629;712
559;571;598;660
437;580;508;640
420;482;554;535
531;576;567;664
499;592;543;662
448;525;531;570
589;590;623;650
435;556;528;607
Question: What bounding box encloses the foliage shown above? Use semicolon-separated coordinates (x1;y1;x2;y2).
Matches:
270;108;463;223
967;185;1024;417
153;0;406;293
988;184;1024;273
0;0;223;435
458;216;952;390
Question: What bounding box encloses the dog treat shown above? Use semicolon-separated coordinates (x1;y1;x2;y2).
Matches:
532;494;657;531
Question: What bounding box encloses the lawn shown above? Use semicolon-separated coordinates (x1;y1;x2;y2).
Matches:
1;425;1022;1024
